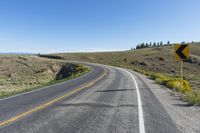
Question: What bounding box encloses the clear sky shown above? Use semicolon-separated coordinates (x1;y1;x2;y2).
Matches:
0;0;200;53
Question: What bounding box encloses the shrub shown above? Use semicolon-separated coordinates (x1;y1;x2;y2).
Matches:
184;91;200;105
155;77;164;84
166;79;192;93
132;68;198;105
149;73;192;93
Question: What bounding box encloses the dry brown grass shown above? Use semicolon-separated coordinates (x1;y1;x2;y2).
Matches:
53;43;200;105
54;43;200;90
0;55;90;98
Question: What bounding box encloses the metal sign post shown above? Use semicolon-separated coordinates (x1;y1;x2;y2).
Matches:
180;60;183;80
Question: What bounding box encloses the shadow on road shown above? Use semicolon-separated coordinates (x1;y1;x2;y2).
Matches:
172;103;193;107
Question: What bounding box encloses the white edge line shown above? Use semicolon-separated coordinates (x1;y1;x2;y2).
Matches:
0;66;94;102
118;68;146;133
59;61;145;132
1;60;145;133
70;62;146;133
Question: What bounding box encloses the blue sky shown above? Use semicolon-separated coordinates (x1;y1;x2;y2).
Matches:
0;0;200;53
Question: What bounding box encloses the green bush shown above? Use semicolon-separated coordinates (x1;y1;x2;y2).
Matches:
185;91;200;105
155;77;164;84
149;73;192;94
134;69;198;105
166;79;192;93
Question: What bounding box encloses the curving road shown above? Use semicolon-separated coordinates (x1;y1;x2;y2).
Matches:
0;63;179;133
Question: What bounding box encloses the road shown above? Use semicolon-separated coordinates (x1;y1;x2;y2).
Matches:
0;63;180;133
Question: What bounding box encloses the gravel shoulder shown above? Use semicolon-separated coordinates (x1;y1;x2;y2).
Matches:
131;70;200;133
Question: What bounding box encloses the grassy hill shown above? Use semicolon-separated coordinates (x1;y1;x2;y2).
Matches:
54;43;200;91
0;55;90;98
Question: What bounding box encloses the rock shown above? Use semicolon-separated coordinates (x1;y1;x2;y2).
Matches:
158;57;165;61
55;64;76;80
170;69;175;73
35;69;46;73
140;61;148;66
186;56;199;64
130;61;149;66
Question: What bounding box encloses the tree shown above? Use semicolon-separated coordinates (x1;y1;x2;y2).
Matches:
181;41;185;44
160;41;163;46
150;42;152;47
153;42;156;47
145;43;149;48
136;44;141;49
142;43;145;48
167;41;170;45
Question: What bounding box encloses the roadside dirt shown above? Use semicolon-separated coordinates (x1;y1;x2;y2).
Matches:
133;71;200;133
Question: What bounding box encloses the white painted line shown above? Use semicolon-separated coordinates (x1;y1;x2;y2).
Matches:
69;62;145;133
119;68;146;133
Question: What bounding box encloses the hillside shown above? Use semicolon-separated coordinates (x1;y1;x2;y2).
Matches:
0;55;90;98
54;43;200;91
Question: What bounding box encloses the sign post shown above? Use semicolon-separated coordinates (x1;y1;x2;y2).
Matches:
180;60;183;79
175;44;189;79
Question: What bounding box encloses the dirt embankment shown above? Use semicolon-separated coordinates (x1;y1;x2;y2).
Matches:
0;55;89;98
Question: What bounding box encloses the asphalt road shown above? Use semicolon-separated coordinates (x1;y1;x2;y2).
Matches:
0;63;180;133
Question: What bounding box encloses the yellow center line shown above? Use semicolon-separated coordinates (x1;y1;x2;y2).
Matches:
0;68;107;127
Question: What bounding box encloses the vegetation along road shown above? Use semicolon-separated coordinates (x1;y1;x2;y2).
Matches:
0;61;199;133
0;43;200;132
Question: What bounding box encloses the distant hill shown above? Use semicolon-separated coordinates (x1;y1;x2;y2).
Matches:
0;52;35;55
53;42;200;90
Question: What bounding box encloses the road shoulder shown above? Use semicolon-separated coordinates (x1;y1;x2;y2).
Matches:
131;70;200;133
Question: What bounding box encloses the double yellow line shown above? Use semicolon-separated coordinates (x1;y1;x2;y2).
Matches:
0;68;107;127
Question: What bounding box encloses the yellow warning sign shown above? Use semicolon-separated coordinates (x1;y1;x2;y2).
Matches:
175;44;189;61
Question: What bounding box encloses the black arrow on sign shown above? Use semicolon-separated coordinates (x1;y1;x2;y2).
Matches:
176;45;187;59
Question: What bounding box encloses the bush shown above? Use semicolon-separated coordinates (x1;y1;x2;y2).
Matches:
166;79;192;93
132;68;199;105
149;73;192;93
185;91;200;105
